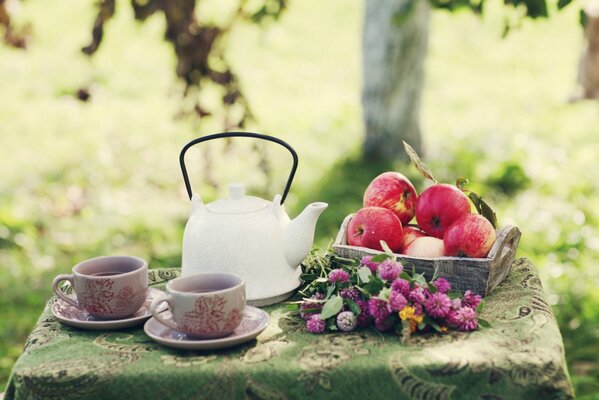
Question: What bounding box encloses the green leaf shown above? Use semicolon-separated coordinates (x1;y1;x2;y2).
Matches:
345;299;362;315
478;318;491;329
358;266;372;283
427;283;438;294
363;277;385;296
467;191;498;228
315;277;328;283
413;273;427;287
403;141;437;183
476;300;485;314
418;322;426;330
380;240;395;256
431;266;440;282
400;271;413;282
320;295;344;320
447;291;462;300
425;316;442;332
557;0;571;9
285;303;300;311
455;177;469;190
371;253;392;263
325;285;335;299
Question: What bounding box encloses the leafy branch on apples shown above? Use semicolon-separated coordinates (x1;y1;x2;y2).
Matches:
403;141;498;229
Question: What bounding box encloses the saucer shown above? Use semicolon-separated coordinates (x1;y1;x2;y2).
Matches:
144;306;269;350
52;288;165;330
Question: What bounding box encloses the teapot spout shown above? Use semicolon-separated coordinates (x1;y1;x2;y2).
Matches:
284;202;328;268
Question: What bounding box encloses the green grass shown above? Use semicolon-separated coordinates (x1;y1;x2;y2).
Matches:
1;0;599;397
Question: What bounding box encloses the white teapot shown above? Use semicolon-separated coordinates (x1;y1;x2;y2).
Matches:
179;133;328;306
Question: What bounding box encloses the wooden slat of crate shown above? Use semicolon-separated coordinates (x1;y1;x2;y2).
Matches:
332;214;521;296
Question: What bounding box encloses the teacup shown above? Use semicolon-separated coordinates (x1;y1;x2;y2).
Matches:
52;255;148;319
150;272;245;338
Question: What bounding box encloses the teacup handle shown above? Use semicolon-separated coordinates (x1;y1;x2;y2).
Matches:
52;274;79;308
150;295;180;331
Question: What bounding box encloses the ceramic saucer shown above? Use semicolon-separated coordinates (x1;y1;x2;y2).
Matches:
52;287;165;330
144;306;269;350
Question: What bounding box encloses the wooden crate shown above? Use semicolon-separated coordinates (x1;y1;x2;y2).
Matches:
332;214;521;296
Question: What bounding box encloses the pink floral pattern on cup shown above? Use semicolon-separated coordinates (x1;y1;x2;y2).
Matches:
180;295;243;337
77;280;139;317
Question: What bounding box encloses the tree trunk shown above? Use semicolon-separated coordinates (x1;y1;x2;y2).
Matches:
362;0;430;162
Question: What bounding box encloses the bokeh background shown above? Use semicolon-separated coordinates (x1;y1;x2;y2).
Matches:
1;0;599;397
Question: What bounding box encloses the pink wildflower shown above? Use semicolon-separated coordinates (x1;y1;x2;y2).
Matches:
432;278;451;294
450;298;462;310
425;292;452;319
378;259;403;281
360;256;379;273
451;306;478;331
368;297;391;321
300;293;324;320
462;290;482;310
391;278;411;297
356;299;372;328
306;314;326;334
336;311;357;332
409;286;427;305
389;291;408;312
340;287;361;301
329;269;350;284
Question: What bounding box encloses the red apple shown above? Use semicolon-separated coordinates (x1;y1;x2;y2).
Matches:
443;214;496;258
400;226;426;253
404;236;446;258
363;172;418;225
347;207;403;252
415;184;471;239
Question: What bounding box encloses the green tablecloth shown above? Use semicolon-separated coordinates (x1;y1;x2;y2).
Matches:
6;258;574;400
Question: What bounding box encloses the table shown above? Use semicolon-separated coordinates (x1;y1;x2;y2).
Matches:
5;258;574;399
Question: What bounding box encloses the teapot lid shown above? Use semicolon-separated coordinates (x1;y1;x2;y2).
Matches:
206;183;269;214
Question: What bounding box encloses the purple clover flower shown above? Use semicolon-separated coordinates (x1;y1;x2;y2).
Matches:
336;311;357;332
389;291;408;312
451;306;478;331
391;278;411;297
368;297;391;321
413;303;424;317
360;255;379;273
409;286;427;305
329;269;350;284
378;259;403;281
450;298;462;310
306;314;326;334
300;293;324;320
432;278;451;294
356;299;372;328
425;292;452;319
340;287;361;302
462;290;482;310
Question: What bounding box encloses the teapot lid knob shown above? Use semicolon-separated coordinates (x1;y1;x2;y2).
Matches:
228;183;246;200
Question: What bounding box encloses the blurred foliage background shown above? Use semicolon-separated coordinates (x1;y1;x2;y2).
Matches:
1;0;599;397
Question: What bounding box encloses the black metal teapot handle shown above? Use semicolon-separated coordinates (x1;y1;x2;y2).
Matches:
179;132;298;204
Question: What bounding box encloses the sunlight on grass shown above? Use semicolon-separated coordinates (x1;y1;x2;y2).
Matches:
1;0;598;395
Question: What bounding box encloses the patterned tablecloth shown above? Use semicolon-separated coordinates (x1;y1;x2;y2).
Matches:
5;258;574;400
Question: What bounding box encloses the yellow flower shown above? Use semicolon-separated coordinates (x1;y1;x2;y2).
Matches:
412;314;424;325
399;306;415;321
440;326;448;333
